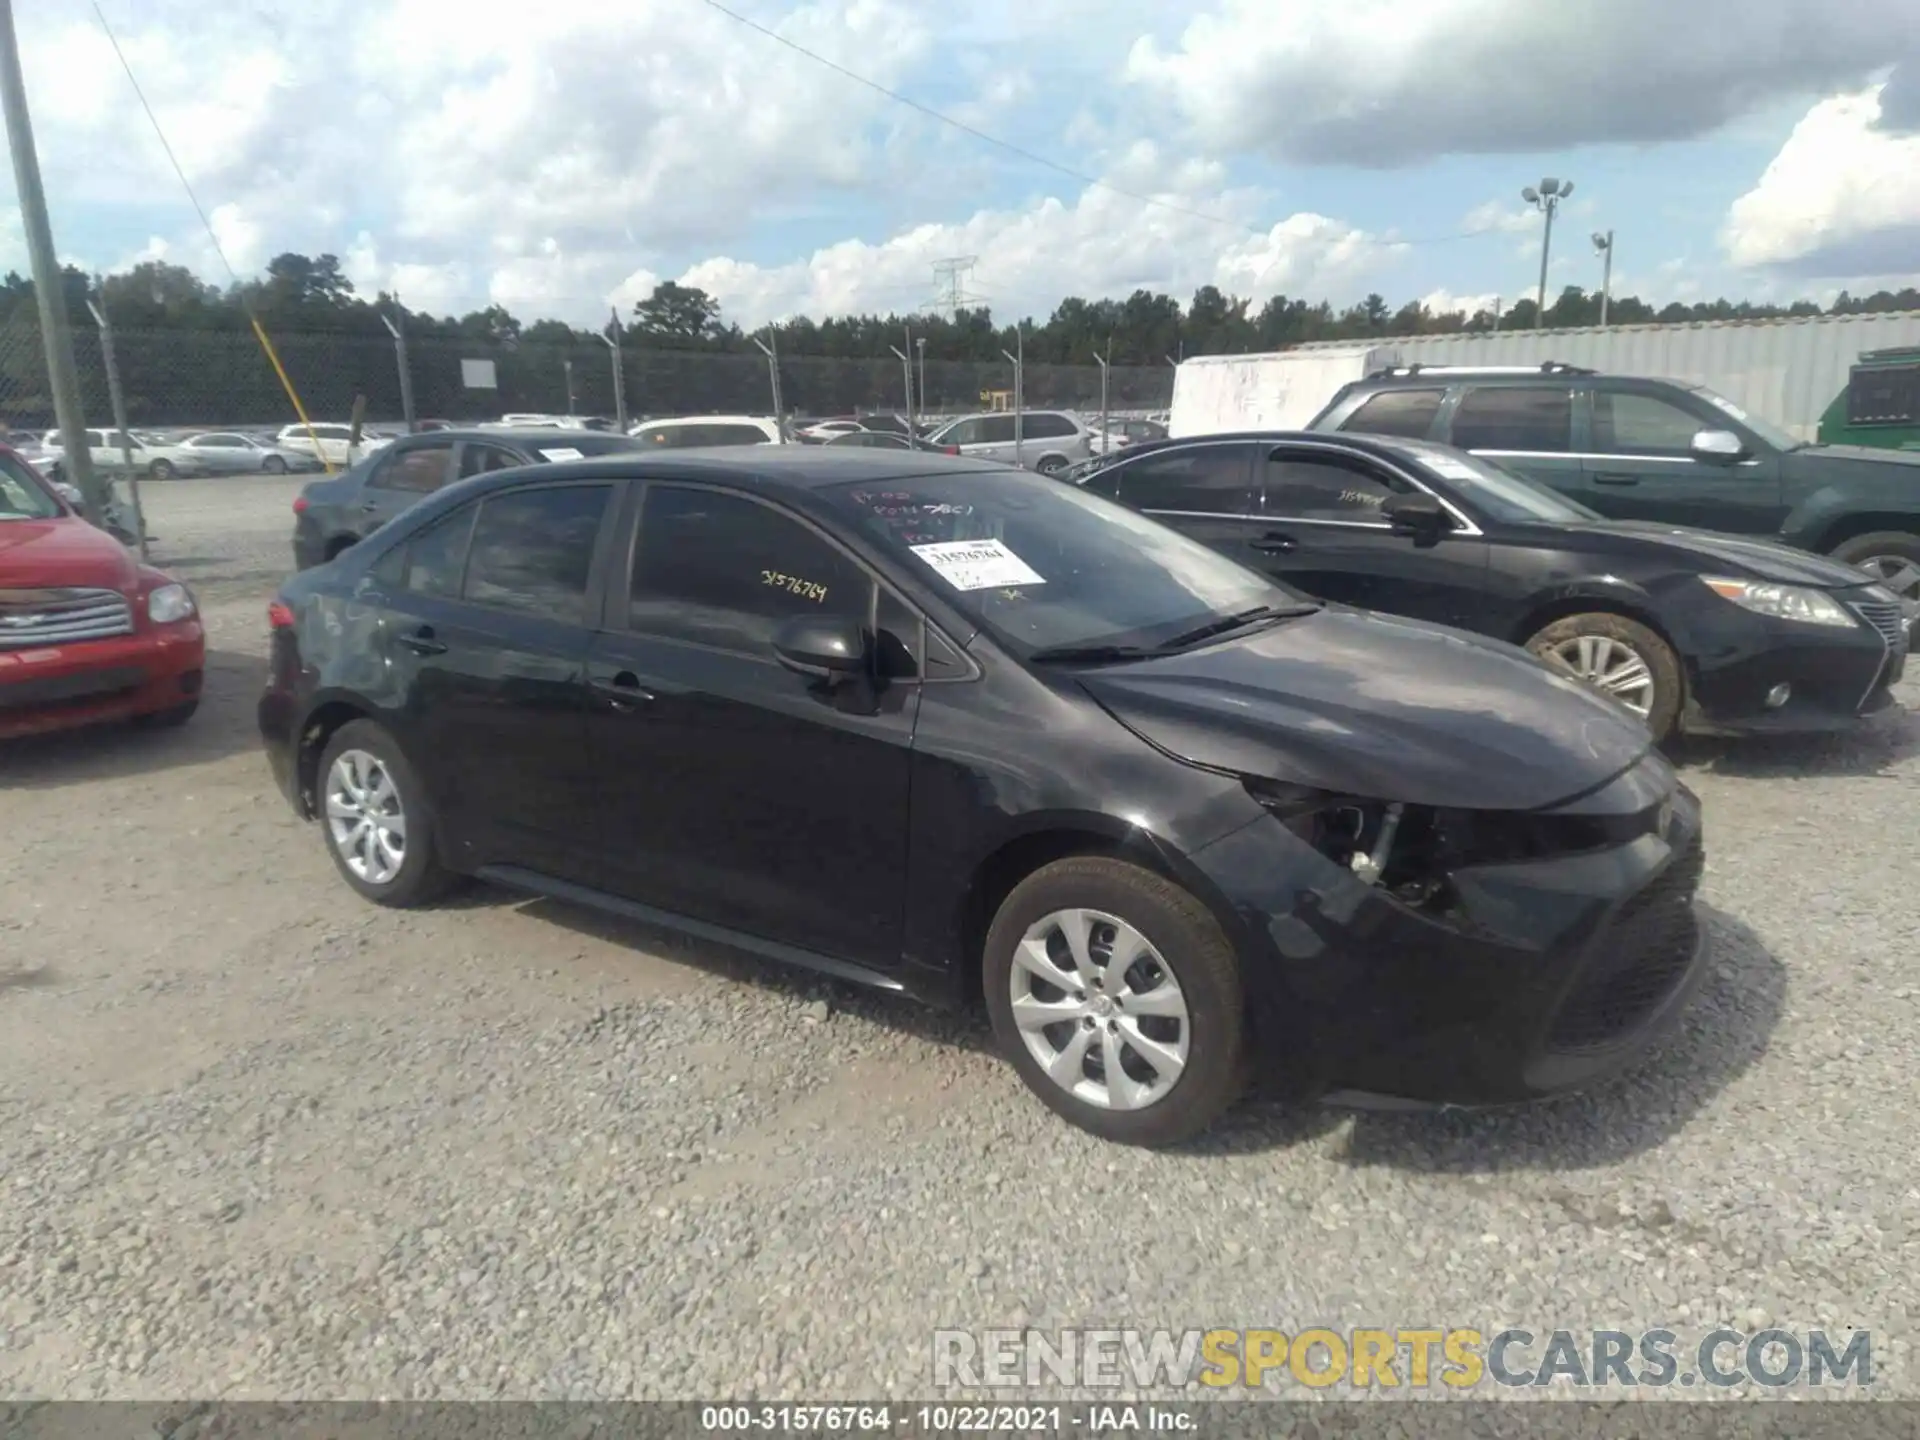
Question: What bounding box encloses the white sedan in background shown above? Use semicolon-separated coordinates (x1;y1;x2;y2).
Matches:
274;423;394;466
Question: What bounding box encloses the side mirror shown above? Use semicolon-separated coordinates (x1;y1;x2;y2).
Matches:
772;614;869;682
1691;428;1748;462
1383;491;1449;536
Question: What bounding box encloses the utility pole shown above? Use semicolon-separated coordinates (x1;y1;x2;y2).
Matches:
85;293;146;556
915;336;927;425
602;307;627;433
562;356;576;416
379;296;416;432
1593;231;1615;328
751;331;784;439
0;0;107;526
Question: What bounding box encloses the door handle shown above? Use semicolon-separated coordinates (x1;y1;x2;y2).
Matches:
1249;533;1297;553
590;671;656;709
396;626;447;656
1591;473;1640;486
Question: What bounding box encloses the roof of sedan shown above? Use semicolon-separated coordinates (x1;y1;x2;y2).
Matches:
603;444;1010;489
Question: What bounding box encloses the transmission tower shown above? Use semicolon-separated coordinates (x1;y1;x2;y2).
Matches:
930;257;984;318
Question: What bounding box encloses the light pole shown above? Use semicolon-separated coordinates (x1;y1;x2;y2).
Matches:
1520;177;1573;325
601;308;627;433
1094;339;1110;456
1592;230;1615;329
379;300;415;432
999;327;1024;470
890;343;913;432
562;356;576;416
750;331;784;438
915;336;927;427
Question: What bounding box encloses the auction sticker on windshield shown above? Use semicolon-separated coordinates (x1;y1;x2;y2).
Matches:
538;447;584;461
911;539;1046;590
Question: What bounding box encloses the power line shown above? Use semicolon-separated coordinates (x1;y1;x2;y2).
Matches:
696;0;1503;251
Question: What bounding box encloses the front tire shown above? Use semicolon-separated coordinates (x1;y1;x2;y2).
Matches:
983;856;1246;1147
1525;612;1682;740
316;720;458;908
1831;531;1920;604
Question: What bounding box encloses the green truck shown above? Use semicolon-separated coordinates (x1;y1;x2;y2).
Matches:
1817;347;1920;451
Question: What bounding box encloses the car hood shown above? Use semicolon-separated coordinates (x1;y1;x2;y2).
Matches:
1078;608;1653;811
0;516;137;591
1559;520;1870;587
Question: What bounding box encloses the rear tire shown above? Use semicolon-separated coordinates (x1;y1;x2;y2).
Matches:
148;459;175;480
1525;611;1682;740
1831;531;1920;604
263;454;287;475
316;720;459;908
1036;454;1068;476
324;535;358;562
983;856;1246;1147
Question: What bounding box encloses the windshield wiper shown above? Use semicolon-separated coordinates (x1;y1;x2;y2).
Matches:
1153;603;1320;651
1027;643;1161;665
1028;604;1319;665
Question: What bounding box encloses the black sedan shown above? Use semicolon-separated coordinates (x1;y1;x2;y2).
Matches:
260;448;1705;1146
290;426;647;569
1075;433;1909;741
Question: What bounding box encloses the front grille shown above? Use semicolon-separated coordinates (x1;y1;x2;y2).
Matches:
0;588;134;649
1850;598;1908;656
1546;833;1705;1054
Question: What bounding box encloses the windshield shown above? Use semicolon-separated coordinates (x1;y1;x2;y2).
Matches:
820;469;1312;658
1383;441;1602;523
0;454;62;519
1682;384;1802;451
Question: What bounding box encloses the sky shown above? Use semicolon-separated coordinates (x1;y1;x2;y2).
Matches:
8;0;1920;330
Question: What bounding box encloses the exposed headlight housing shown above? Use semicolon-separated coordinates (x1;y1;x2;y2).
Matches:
1245;778;1666;922
147;582;196;624
1702;576;1856;628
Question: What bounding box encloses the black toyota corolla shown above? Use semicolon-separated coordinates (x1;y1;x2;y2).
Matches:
260;448;1706;1146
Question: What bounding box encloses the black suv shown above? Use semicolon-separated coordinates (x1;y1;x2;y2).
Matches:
1311;364;1920;605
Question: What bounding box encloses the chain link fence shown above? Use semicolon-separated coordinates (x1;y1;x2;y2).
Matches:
0;319;1174;436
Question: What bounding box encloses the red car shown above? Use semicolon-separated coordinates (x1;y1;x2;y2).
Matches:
0;444;204;740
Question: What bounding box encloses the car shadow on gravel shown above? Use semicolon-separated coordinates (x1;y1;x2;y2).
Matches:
1671;705;1918;779
1326;903;1786;1174
1;648;262;789
504;894;1003;1057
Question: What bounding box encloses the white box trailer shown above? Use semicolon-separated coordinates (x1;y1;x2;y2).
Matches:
1167;345;1401;438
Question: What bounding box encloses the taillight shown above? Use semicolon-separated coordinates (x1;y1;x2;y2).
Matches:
292;496;308;514
943;445;959;455
267;601;295;630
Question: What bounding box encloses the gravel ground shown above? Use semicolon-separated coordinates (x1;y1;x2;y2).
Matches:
1;477;1916;1403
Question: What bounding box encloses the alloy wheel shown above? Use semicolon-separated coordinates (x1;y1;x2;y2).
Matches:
1542;633;1656;718
1856;554;1920;604
324;749;408;885
1009;907;1189;1111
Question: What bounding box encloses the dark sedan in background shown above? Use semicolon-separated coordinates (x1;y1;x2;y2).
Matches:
291;426;646;569
1076;432;1908;740
261;448;1706;1145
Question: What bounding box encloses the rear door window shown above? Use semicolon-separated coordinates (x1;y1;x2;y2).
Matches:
458;443;527;478
1339;389;1445;439
1023;413;1075;439
1261;452;1403;522
370;442;457;492
461;484;613;622
1448;386;1573;452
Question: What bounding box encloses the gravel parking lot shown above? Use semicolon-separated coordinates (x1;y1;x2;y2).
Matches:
2;476;1916;1402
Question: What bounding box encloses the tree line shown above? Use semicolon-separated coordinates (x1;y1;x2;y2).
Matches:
2;252;1916;426
4;252;1916;365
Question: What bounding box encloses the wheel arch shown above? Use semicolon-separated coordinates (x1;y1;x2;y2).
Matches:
1805;511;1920;554
294;695;375;818
950;813;1249;1013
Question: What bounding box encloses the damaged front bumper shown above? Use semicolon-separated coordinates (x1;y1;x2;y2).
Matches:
1191;753;1708;1108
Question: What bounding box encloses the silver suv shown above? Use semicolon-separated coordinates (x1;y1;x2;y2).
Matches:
924;410;1092;474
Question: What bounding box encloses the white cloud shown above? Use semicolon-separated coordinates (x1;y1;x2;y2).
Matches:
1125;0;1920;166
1722;84;1920;278
1419;288;1499;318
676;180;1396;328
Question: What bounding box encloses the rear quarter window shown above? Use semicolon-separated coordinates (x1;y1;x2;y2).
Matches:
1338;389;1446;439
